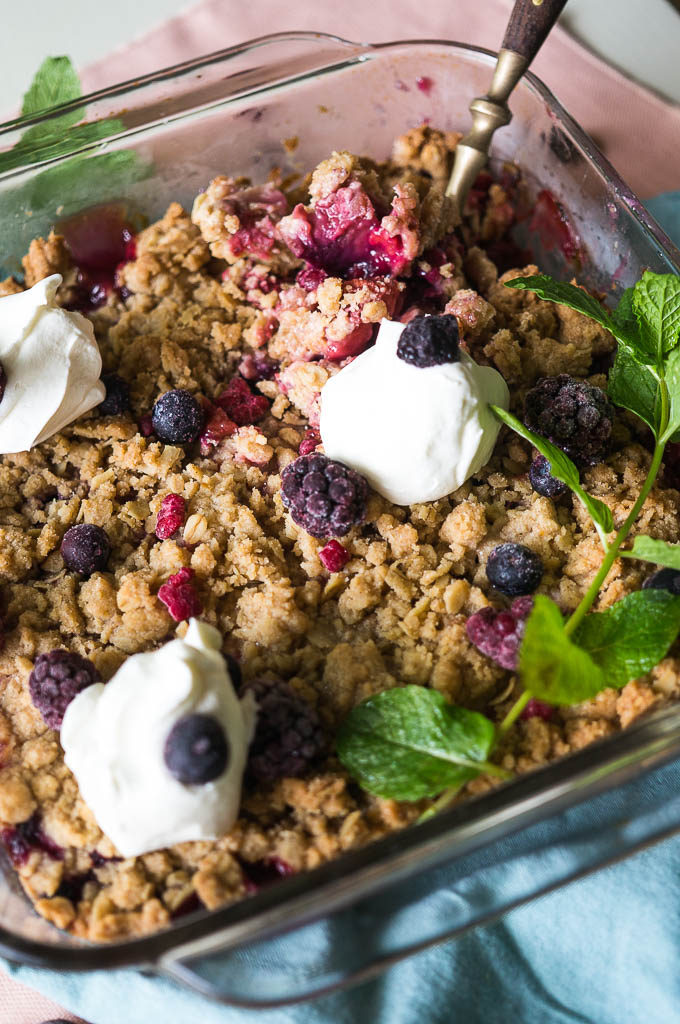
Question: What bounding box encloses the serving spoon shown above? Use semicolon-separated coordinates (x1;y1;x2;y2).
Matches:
447;0;569;209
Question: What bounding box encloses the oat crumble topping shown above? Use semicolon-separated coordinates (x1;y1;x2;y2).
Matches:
0;127;676;942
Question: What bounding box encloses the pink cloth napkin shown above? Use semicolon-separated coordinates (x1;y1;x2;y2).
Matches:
2;2;680;1021
78;0;680;199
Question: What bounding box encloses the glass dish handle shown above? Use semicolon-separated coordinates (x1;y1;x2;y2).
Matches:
158;757;680;1008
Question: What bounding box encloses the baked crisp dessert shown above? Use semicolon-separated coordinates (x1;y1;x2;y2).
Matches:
0;126;678;943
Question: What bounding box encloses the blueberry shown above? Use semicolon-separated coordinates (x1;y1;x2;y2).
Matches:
486;542;544;596
99;373;130;415
61;524;111;576
0;360;6;404
396;314;460;368
642;568;680;596
164;713;229;785
151;389;204;445
529;455;567;498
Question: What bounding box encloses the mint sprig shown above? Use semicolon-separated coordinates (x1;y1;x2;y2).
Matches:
0;57;150;269
21;56;81;117
336;687;507;802
338;268;680;815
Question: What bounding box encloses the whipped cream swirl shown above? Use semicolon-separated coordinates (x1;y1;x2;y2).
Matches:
320;319;509;505
61;620;256;858
0;274;104;454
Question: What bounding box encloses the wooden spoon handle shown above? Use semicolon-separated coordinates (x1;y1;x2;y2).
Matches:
501;0;569;61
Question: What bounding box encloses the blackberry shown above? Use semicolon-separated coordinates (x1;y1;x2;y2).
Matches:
0;361;6;404
529;455;567;498
642;568;680;596
396;314;460;368
29;649;101;730
524;374;613;466
466;596;533;671
164;714;229;785
61;524;111;576
245;678;325;782
280;453;368;538
151;389;204;445
486;543;543;597
98;373;130;415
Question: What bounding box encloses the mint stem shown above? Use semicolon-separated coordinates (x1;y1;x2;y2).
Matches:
419;761;514;822
564;378;669;636
497;690;531;737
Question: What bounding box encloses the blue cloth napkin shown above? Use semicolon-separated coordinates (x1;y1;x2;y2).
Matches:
3;196;680;1024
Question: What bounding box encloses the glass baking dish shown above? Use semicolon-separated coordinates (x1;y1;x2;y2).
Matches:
1;32;680;1008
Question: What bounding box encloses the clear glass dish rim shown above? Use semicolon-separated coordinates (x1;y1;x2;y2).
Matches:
1;30;680;973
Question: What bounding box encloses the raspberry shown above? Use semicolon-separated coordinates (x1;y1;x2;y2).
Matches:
296;265;327;291
642;568;680;595
396;314;460;367
529;455;567;498
524;375;613;466
29;649;101;729
298;428;320;456
521;698;554;721
157;567;203;621
466;596;533;670
279;182;412;278
216;377;269;426
152;389;204;445
164;713;230;784
280;453;368;538
486;543;544;597
98;373;130;415
245;678;325;782
319;539;350;572
139;414;154;436
155;493;186;540
199;403;237;454
0;361;6;404
60;524;110;576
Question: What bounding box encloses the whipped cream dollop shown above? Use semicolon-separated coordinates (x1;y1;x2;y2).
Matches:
319;319;509;505
0;274;104;454
61;620;256;858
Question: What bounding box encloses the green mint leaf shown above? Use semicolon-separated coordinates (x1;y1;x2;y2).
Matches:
574;590;680;687
607;348;660;437
632;271;680;364
519;595;605;704
491;406;614;535
624;535;680;570
661;346;680;443
336;686;496;801
21;56;81;116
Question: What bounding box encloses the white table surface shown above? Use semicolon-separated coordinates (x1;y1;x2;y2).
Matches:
1;0;680;111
